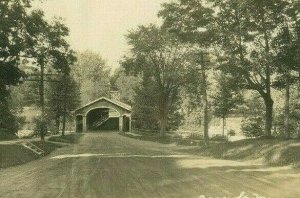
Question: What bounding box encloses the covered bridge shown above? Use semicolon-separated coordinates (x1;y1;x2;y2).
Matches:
75;97;132;133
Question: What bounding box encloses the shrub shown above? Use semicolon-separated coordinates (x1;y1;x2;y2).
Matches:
0;104;18;140
33;117;48;137
228;129;236;136
274;111;300;138
241;116;264;137
0;129;18;140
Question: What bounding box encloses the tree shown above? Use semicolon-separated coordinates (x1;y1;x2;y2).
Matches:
241;93;266;137
131;73;160;131
0;1;75;139
22;12;77;141
131;71;184;132
181;51;212;146
72;51;111;104
212;73;243;137
0;0;74;139
110;68;141;105
272;2;300;138
122;25;189;137
213;0;292;137
159;1;215;145
160;0;296;138
46;74;80;136
0;0;32;137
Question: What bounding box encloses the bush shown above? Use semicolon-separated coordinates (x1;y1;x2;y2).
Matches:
33;117;48;137
0;129;18;140
241;116;264;137
274;112;300;138
228;129;236;136
0;104;18;140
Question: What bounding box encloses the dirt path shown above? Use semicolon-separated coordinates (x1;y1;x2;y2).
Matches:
0;133;299;198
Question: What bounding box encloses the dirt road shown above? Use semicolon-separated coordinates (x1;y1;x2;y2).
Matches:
0;133;299;198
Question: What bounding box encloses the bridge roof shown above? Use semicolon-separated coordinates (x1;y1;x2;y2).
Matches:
75;97;132;112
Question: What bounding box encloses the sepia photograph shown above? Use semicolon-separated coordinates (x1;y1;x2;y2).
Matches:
0;0;299;197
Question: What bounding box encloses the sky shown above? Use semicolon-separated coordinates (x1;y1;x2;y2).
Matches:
33;0;168;70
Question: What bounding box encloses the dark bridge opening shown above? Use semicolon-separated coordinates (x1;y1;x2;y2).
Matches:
86;108;120;131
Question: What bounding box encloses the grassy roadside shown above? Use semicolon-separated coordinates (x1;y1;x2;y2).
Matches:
176;138;300;167
122;132;173;144
124;132;300;167
0;133;83;169
48;133;83;144
0;142;60;169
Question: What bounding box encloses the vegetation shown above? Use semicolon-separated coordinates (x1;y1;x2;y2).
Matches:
0;0;299;148
72;51;111;104
0;141;60;168
121;25;190;137
158;0;299;142
48;133;83;144
46;74;80;136
212;73;243;137
0;0;76;140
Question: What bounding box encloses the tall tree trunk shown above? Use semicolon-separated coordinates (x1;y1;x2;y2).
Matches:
200;56;209;146
222;116;226;137
284;73;290;139
0;81;9;130
39;63;45;142
297;70;300;139
298;69;300;95
55;114;60;134
298;70;300;138
160;113;167;137
202;88;209;146
62;110;66;136
263;95;274;138
159;94;168;138
61;74;68;137
260;9;274;138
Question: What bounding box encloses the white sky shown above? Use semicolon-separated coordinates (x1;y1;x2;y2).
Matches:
33;0;168;70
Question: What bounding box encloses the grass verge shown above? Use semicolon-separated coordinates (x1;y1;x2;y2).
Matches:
0;134;83;169
0;141;60;169
48;133;83;144
178;138;300;167
122;132;173;144
124;132;300;167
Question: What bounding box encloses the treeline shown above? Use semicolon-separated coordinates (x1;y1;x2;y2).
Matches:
1;0;299;145
120;0;300;145
0;0;76;140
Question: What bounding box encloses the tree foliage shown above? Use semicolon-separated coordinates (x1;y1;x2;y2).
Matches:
46;74;81;135
240;93;266;137
122;25;189;136
72;51;111;104
213;73;242;119
110;68;141;105
0;0;76;138
160;0;299;138
0;0;32;136
212;73;243;136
